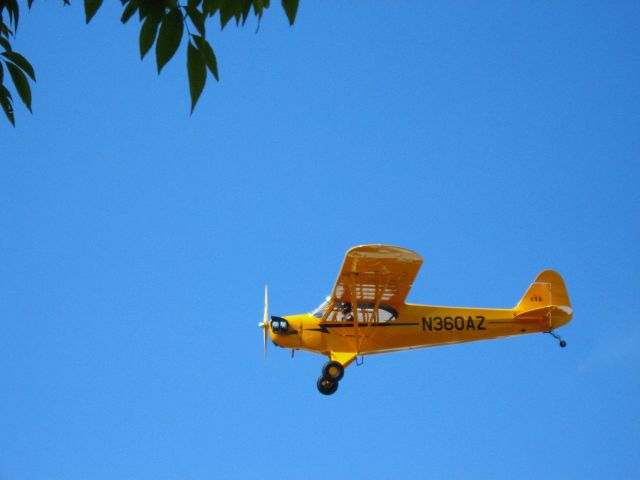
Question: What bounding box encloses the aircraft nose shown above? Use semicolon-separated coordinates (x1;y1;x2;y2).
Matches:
270;316;291;334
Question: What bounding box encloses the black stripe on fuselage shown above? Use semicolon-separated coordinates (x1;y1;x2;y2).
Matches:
308;322;419;334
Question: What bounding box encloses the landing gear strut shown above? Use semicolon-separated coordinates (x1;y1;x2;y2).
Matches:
545;330;567;348
316;361;345;395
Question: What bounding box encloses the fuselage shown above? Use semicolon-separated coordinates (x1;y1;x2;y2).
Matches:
270;303;572;357
263;246;573;395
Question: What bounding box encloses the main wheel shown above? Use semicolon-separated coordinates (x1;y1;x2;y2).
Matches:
322;361;344;382
317;376;339;395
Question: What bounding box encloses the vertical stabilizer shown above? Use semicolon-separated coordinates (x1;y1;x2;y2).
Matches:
515;270;572;312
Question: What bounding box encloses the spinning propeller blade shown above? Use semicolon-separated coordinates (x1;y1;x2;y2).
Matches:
259;285;269;364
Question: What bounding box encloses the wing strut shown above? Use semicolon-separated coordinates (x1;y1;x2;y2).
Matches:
344;271;391;354
355;272;390;353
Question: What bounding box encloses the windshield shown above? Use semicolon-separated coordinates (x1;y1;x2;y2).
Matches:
311;297;330;318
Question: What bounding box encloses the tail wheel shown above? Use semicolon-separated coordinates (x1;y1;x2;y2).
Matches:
317;376;339;395
322;361;344;382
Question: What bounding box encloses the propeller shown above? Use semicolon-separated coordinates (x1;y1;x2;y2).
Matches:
258;285;269;363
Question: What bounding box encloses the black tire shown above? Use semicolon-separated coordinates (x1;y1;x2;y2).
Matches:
322;361;344;382
559;340;567;348
317;376;339;395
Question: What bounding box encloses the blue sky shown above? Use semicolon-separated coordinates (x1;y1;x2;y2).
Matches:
1;1;639;478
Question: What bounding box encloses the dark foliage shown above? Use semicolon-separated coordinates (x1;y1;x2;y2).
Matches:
0;0;299;125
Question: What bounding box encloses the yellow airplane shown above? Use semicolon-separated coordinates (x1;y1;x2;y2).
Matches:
260;244;572;395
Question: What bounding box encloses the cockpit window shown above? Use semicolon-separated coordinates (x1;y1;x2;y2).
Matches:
311;298;398;323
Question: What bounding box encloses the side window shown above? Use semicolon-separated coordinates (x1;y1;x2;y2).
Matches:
323;303;398;323
378;308;395;322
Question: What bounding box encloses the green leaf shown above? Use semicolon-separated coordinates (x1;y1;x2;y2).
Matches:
0;37;11;52
0;62;4;84
156;8;184;74
241;1;251;25
139;16;160;60
219;2;235;29
281;0;298;25
0;85;15;126
253;0;264;19
200;38;219;81
84;0;104;24
121;1;138;24
7;0;20;31
6;61;30;112
202;0;219;16
185;6;206;36
2;18;16;37
138;0;164;22
1;51;35;81
187;42;206;113
188;0;203;8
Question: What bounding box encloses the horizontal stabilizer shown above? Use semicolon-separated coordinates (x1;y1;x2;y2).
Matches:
515;305;573;321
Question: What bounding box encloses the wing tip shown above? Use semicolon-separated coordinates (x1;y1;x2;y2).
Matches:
346;244;423;263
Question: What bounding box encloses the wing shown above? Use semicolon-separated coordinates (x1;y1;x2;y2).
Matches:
331;244;423;307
